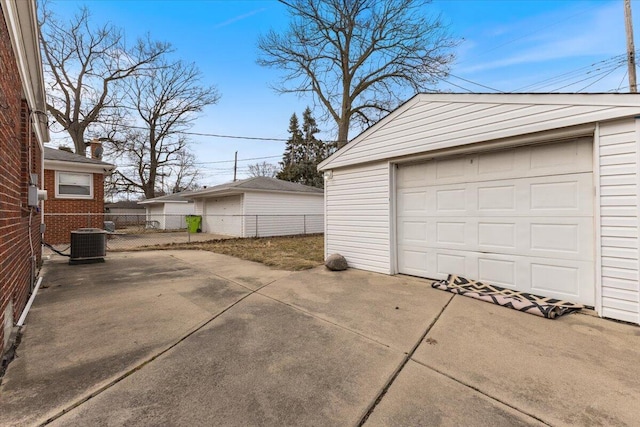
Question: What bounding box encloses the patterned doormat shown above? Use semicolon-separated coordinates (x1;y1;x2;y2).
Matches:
432;275;584;319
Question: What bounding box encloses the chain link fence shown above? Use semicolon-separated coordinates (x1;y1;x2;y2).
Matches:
42;213;324;253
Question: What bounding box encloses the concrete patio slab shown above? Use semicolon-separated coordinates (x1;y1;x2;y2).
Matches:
166;250;292;290
0;252;253;426
412;295;640;426
365;360;544;427
261;267;453;351
2;250;639;426
50;293;405;427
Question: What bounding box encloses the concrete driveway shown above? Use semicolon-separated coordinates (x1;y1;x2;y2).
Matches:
1;251;638;426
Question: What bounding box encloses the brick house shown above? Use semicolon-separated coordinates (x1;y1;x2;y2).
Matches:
43;145;115;244
0;0;49;358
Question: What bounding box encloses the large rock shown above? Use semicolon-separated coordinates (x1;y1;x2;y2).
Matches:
325;253;348;271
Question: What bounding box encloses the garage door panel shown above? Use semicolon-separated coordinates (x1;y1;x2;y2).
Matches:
435;221;466;245
478;222;517;249
397;247;430;277
435;188;467;212
400;217;592;261
397;189;428;213
396;140;595;306
397;219;429;247
533;139;593;172
477;185;516;212
477;149;517;176
477;257;517;289
414;138;592;186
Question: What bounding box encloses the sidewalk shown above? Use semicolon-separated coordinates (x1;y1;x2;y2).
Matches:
1;251;638;426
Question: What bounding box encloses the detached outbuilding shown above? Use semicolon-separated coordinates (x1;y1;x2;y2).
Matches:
138;193;195;230
319;93;640;325
183;177;324;237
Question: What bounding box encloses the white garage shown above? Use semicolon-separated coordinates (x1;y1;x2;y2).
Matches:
319;94;640;324
184;176;324;237
138;193;195;230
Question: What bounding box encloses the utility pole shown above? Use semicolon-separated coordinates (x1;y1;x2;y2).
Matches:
233;151;238;181
625;0;637;92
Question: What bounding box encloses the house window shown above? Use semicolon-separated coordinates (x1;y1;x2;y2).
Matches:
56;172;93;199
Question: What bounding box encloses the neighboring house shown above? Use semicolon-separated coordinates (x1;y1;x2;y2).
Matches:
43;145;115;244
319;93;640;325
0;0;49;357
183;177;324;237
137;193;195;230
104;200;146;226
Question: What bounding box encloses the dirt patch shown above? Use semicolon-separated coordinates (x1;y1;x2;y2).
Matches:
132;234;324;271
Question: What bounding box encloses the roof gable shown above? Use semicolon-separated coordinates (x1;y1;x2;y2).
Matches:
319;93;640;170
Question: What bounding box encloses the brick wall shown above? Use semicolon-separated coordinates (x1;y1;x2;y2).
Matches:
0;6;43;356
43;169;105;244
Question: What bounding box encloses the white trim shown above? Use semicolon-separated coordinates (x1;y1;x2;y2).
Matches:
321;123;596;171
593;123;603;316
138;200;193;205
389;162;398;275
0;0;49;146
323;179;328;259
318;96;422;169
413;93;640;107
636;117;640;326
45;159;114;174
55;171;93;200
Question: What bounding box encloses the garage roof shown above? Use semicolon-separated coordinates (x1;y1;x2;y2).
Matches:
183;176;323;198
319;93;640;170
138;193;193;205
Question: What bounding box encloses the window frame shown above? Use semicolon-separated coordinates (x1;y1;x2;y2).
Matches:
55;171;94;199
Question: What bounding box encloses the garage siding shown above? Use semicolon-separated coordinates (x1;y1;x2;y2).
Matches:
164;203;194;230
325;163;391;273
146;205;165;229
242;192;324;237
598;119;640;324
329;98;640;169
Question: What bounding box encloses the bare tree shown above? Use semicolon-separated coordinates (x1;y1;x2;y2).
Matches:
247;162;280;178
109;60;220;199
258;0;456;147
39;4;171;153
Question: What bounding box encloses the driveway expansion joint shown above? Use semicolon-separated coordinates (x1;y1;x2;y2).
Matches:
356;293;455;426
410;358;552;426
254;291;394;351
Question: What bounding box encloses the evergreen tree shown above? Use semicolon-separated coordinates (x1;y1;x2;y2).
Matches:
277;107;332;188
277;113;303;182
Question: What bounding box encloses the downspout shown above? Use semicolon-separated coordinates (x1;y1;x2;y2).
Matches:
17;276;43;327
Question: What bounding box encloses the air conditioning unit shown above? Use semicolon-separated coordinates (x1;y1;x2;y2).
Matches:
69;228;107;264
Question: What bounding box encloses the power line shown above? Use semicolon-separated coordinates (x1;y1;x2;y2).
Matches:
51;121;292;142
447;73;505;93
576;64;626;93
549;63;626;92
114;154;282;169
512;54;627;92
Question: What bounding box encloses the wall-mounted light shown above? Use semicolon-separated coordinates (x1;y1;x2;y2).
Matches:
323;170;333;180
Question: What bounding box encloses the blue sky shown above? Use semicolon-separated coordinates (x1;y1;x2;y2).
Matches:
45;0;636;185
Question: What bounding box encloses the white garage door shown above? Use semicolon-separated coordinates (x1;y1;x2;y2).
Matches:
396;138;595;305
203;195;243;236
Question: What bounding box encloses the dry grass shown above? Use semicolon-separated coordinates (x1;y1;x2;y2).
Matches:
150;234;325;271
